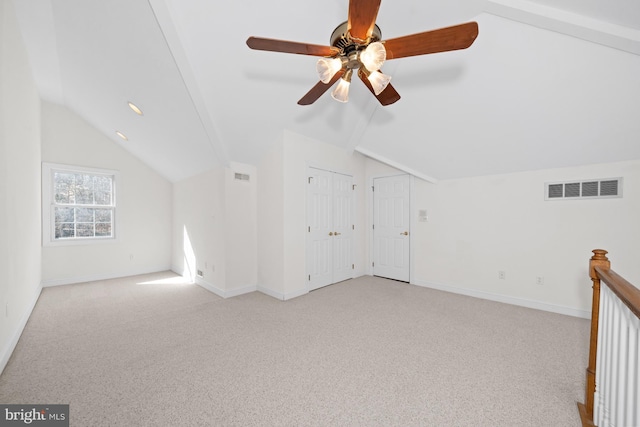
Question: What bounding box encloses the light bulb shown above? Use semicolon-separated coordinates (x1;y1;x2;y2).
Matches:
331;79;350;103
360;41;386;72
316;57;343;84
331;69;353;103
367;70;392;95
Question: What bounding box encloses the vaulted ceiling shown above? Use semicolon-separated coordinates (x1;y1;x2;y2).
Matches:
12;0;640;182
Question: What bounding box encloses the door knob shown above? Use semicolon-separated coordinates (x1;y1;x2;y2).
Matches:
400;231;409;236
329;232;334;236
335;232;341;236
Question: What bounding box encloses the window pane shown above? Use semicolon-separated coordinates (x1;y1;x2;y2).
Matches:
76;223;95;237
55;223;75;239
95;176;112;205
95;223;112;237
94;209;112;222
75;207;94;223
54;173;75;204
74;174;95;204
55;207;74;223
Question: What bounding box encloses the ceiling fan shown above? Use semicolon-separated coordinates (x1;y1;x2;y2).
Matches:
246;0;478;106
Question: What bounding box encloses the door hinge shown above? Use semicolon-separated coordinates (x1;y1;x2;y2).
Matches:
352;184;356;190
372;262;375;267
372;186;375;192
308;274;311;281
352;264;354;269
352;224;354;230
308;226;310;232
308;177;312;184
372;224;375;230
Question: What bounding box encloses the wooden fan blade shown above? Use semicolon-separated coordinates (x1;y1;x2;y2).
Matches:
384;22;479;60
247;37;339;57
358;69;401;106
348;0;381;41
298;69;346;105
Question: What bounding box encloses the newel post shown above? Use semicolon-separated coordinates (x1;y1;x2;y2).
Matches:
583;249;610;422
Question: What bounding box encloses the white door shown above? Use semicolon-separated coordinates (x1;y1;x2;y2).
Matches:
307;168;354;290
373;175;410;282
332;173;354;283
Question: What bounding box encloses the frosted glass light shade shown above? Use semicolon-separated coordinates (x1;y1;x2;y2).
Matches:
367;70;392;95
316;57;343;83
331;79;350;103
360;42;386;71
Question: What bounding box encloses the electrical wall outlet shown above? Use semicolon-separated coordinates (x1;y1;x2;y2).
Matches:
536;276;544;285
197;270;204;278
498;271;506;280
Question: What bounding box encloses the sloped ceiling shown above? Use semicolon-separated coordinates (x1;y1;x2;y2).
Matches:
11;0;640;182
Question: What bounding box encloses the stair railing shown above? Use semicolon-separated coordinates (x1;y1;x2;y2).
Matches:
578;249;640;427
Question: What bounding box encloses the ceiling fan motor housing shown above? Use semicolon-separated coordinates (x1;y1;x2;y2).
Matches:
330;21;382;60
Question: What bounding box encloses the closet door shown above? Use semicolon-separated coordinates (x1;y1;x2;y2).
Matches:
332;172;354;284
307;168;353;291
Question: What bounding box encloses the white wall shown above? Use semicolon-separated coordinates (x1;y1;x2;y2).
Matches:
257;135;285;297
40;102;172;285
413;160;640;316
0;0;42;373
172;167;227;291
172;161;258;297
224;162;258;293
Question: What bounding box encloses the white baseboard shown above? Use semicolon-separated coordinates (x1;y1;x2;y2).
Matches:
41;265;172;287
284;287;309;301
195;277;257;299
226;285;258;298
413;279;591;319
256;285;309;301
257;286;285;301
195;276;225;298
1;283;42;375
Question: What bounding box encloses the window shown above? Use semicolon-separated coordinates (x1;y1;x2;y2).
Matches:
42;163;118;245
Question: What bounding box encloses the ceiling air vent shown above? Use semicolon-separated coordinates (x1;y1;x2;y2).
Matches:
545;178;622;201
234;173;250;181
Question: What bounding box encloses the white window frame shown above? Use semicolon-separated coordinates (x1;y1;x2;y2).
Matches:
42;162;119;246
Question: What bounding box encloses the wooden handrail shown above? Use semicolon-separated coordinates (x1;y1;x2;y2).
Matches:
577;249;640;427
595;266;640;319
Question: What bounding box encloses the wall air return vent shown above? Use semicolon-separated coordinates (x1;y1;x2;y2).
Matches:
234;173;250;181
545;178;622;200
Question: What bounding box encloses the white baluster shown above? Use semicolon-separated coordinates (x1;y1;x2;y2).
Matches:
594;285;606;424
613;296;626;426
625;313;639;427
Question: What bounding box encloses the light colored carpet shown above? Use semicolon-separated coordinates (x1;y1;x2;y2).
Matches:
0;272;589;426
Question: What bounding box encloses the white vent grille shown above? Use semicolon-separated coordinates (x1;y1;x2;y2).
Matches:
545;178;622;200
234;173;250;181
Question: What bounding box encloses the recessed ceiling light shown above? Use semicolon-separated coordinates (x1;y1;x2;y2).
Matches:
127;101;143;116
115;131;128;141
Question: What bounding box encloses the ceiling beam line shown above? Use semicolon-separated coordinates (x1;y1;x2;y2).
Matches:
485;0;640;56
147;0;230;166
355;146;438;184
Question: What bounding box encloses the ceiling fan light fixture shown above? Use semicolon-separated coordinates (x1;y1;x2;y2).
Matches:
359;41;386;72
331;69;353;103
316;57;343;83
367;70;392;95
